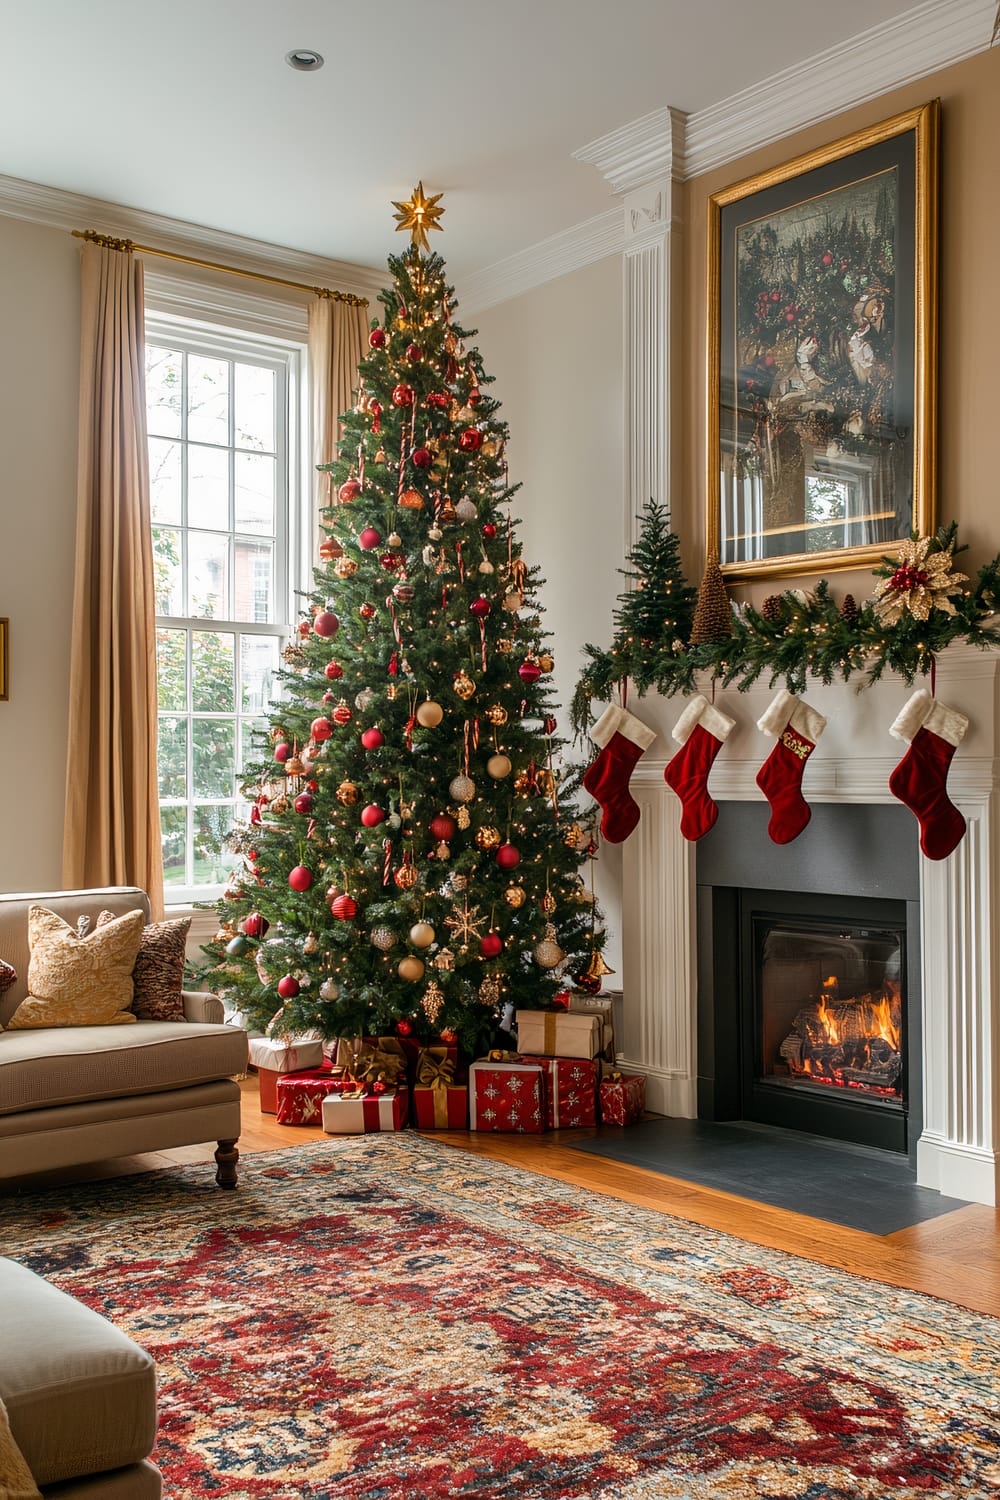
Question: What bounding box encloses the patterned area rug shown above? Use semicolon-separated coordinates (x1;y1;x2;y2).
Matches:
3;1135;999;1499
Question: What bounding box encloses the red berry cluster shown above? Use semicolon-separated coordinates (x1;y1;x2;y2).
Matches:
889;565;930;592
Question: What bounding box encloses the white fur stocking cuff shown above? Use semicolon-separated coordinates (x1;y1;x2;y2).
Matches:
889;688;969;749
590;704;657;752
671;694;736;747
757;687;827;746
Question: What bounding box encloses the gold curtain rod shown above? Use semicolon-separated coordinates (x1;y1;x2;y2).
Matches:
72;228;369;307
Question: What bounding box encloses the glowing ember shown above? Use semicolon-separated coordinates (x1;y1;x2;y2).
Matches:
778;980;903;1099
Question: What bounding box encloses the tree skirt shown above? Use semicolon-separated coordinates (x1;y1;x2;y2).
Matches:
4;1135;999;1499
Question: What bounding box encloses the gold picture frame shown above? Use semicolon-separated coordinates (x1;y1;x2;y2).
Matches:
707;101;939;581
0;619;7;700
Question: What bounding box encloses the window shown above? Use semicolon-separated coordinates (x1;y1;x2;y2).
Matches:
146;328;305;901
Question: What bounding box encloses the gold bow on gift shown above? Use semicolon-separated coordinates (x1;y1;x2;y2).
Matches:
606;1070;623;1083
486;1049;522;1063
355;1048;406;1089
416;1053;457;1090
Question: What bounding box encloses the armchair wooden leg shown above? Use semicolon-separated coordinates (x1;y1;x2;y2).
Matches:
214;1139;240;1189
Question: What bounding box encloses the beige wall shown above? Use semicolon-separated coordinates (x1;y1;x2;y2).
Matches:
475;254;626;966
680;46;1000;603
0;217;80;890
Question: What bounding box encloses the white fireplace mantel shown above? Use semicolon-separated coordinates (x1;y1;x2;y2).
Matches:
618;643;1000;1206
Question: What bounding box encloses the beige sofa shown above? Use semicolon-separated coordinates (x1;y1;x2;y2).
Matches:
0;887;248;1186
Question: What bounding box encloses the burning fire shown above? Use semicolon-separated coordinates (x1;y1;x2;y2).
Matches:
782;977;903;1099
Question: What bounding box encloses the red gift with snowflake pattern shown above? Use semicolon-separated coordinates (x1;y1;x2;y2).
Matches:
598;1070;646;1126
522;1055;598;1128
468;1055;546;1133
275;1068;352;1126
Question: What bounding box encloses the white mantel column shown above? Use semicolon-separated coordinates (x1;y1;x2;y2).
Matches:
573;106;686;550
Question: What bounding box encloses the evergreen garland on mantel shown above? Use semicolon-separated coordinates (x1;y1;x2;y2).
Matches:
571;519;1000;741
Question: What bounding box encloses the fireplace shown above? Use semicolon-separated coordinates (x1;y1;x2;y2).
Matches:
695;805;920;1158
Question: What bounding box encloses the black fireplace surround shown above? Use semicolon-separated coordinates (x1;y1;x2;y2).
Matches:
697;803;921;1158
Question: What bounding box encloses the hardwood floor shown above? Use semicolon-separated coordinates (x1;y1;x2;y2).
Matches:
5;1075;999;1317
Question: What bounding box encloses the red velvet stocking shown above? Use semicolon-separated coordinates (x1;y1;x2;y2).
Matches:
582;705;657;844
889;689;968;860
664;696;735;841
755;689;827;845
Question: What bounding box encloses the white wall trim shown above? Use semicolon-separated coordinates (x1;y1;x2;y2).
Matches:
574;107;686;196
0;172;384;305
461;210;624;314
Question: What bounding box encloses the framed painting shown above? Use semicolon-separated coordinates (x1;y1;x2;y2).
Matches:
707;101;939;581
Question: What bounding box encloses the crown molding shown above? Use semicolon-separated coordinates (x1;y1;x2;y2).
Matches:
0;173;384;305
460;209;624;315
684;0;998;179
573;107;686;195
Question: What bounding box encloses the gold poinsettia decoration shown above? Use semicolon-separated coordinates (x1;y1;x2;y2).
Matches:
872;535;968;625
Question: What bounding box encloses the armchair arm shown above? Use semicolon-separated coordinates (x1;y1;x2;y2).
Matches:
182;989;225;1025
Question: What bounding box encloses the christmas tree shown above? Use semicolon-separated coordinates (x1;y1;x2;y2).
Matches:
205;189;604;1056
571;499;696;737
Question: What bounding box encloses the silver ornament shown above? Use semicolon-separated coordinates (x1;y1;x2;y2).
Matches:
370;926;396;952
449;774;476;803
455;497;478;522
319;978;340;1001
355;687;375;712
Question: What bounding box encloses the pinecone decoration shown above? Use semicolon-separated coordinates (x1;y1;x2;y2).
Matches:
840;593;859;628
689;556;733;644
761;594;782;623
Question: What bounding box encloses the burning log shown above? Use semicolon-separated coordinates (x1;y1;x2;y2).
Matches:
778;980;903;1096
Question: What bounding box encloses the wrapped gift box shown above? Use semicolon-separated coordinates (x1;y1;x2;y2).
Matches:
275;1067;350;1126
248;1037;326;1114
333;1035;416;1084
599;1070;646;1126
468;1057;545;1133
412;1047;467;1129
522;1055;598;1128
515;1009;602;1060
322;1087;408;1134
567;994;616;1063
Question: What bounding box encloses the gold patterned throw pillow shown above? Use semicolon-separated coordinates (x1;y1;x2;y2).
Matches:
6;906;144;1029
97;911;191;1022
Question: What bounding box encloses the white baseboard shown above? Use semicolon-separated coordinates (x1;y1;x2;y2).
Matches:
616;1058;696;1118
917;1132;998;1205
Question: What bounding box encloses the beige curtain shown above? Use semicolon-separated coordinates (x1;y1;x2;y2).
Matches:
62;240;164;917
308;295;369;534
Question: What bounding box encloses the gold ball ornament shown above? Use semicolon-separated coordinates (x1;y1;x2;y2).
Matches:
537;652;554;673
503;885;527;909
453;670;476;700
397;955;425;982
409;921;436;948
333;557;359;579
533;924;565;970
416;699;444;728
336;780;359;806
394;860;419;891
303;931;319;955
370;926;396;952
475;825;501;851
497;637;513;654
502;590;523;613
449;774;476;803
485;704;509;727
449;873;469;893
487;753;512;779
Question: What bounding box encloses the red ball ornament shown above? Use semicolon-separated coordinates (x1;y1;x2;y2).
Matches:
392;383;415;407
396;1018;414;1037
322;690;334;704
241;911;269;939
405;343;422;362
360;804;385;828
426;391;450;409
330;894;357;921
480;932;503;958
411;447;432;468
459;428;482;452
338;479;361;504
274;741;291;763
368;327;386;349
544;715;558;735
361;727;384;749
381;553;401;572
324;661;344;680
429;813;457;842
574;973;602;995
288;865;313;892
277;974;300;999
310;716;332;741
440;1028;457;1044
297;620;312;637
332;702;353;725
496;844;520;870
482;522;498;539
293;792;313;814
313;609;340;637
359;527;381;550
518;659;542;684
468;386;482;406
469;595;491;618
821;251;833;266
359;602;377;621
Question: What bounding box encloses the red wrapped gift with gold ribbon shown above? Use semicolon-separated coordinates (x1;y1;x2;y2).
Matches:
468;1056;545;1133
522;1055;598;1128
412;1047;467;1129
275;1068;351;1126
598;1069;646;1126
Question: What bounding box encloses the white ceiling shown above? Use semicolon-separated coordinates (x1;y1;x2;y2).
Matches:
0;0;959;279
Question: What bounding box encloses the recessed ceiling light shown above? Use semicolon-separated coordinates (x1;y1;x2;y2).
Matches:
285;49;324;72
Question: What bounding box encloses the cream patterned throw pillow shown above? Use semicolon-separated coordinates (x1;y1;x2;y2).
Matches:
97;910;191;1022
6;906;144;1029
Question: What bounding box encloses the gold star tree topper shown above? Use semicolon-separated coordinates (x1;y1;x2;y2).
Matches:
391;182;445;253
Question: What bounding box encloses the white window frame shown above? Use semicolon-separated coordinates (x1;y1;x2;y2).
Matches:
146;312;310;905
